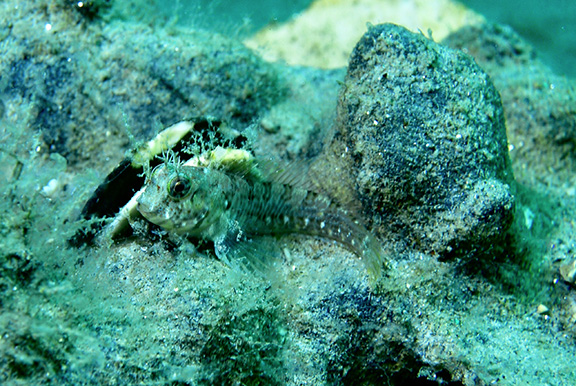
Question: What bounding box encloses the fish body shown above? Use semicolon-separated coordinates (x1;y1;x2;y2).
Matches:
136;159;385;277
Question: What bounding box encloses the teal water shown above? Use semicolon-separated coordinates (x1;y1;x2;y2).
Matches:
111;0;314;37
459;0;576;77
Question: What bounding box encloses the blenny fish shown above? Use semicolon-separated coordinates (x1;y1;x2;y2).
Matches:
135;149;385;277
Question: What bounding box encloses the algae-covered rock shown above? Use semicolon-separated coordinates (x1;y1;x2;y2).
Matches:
0;2;284;170
443;23;576;185
335;23;515;258
443;23;576;339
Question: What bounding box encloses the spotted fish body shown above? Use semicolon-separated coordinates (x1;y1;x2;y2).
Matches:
136;160;385;277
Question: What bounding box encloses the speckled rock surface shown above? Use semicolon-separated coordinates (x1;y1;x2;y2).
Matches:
443;23;576;187
334;23;515;259
443;22;576;340
0;1;284;170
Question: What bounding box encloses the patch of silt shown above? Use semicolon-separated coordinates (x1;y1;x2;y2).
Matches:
327;23;515;263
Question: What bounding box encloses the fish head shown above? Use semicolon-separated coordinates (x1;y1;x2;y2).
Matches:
136;164;226;236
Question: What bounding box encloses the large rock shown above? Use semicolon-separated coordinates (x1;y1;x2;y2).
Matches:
0;3;284;170
334;23;515;259
443;23;576;186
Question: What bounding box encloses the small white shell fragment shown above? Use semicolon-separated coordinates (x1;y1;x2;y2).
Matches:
559;259;576;283
41;178;59;198
523;207;535;230
537;304;550;315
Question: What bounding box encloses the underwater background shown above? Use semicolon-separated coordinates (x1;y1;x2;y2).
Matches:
1;0;575;385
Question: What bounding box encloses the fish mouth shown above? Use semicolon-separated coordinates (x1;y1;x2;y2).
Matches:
136;202;175;229
136;201;211;234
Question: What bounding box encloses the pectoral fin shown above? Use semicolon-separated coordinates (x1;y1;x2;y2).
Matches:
214;221;281;273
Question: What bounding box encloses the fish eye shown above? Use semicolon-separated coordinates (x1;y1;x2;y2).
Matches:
168;175;192;199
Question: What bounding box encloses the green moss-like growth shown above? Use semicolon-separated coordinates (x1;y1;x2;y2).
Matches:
198;308;285;386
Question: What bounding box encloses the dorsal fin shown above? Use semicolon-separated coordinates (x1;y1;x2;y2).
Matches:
255;158;320;192
256;157;364;218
